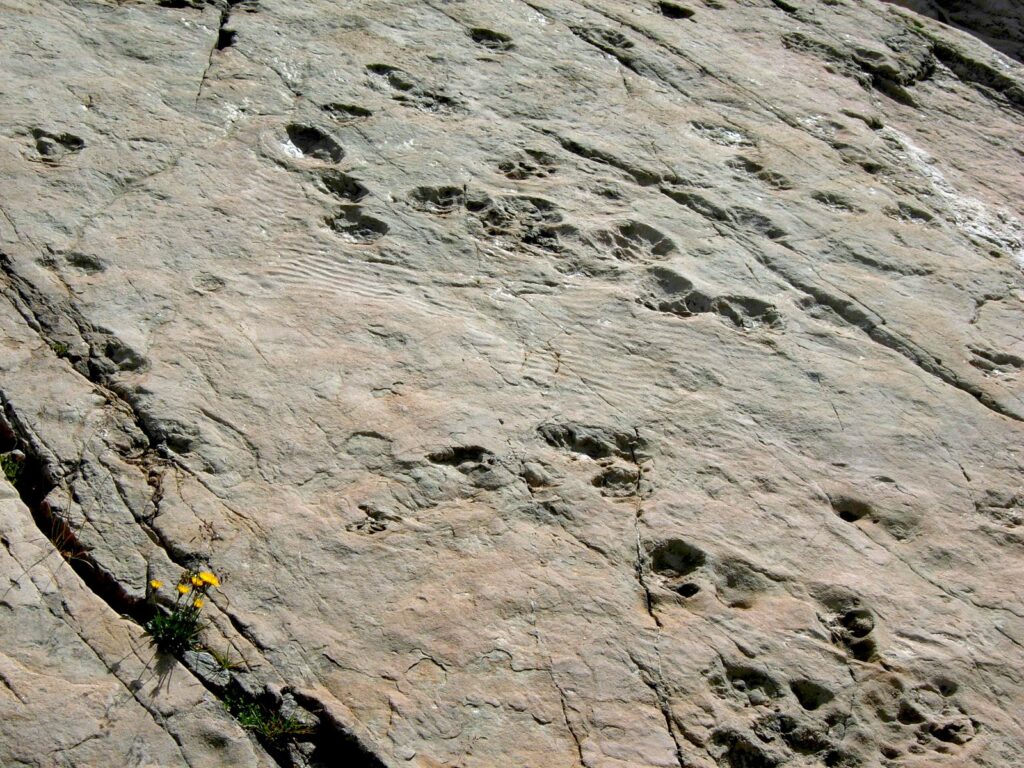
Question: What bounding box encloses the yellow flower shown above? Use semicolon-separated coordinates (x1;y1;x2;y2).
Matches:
177;583;191;595
149;579;163;590
191;575;203;587
193;598;204;609
198;571;220;587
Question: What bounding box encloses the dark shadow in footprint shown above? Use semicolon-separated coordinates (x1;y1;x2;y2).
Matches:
286;124;344;162
367;64;463;114
590;221;677;261
710;730;778;768
591;464;641;497
790;679;835;711
572;26;634;53
538;423;645;460
408;185;465;215
812;191;859;213
725;156;793;190
657;1;695;19
326;207;388;243
32;129;84;164
725;663;784;703
885;201;935;224
427;445;512;490
472;195;568;253
498;149;559;180
318;171;369;202
661;188;730;221
730;206;787;239
816;588;879;662
650;539;706;577
90;336;148;375
470;28;514;51
829;494;874;524
65;252;105;274
642;266;781;329
427;445;492;466
320;103;373;120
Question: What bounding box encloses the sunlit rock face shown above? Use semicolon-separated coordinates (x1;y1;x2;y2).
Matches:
1;0;1022;766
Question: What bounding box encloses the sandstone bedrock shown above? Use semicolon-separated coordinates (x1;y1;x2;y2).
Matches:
0;0;1022;766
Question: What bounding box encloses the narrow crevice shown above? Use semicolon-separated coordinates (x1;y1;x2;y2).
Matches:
0;401;149;623
553;682;588;768
623;431;684;767
0;253;188;464
931;41;1024;115
629;431;661;629
867;324;1022;421
196;0;241;104
290;690;389;768
0;260;390;767
634;523;658;623
627;652;685;768
1;388;388;767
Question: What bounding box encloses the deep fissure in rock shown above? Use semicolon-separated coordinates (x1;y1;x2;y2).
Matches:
0;256;389;768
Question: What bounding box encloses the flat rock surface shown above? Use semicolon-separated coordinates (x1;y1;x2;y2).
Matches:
1;0;1022;766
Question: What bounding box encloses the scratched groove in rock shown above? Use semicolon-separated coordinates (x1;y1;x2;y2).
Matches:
1;0;1022;766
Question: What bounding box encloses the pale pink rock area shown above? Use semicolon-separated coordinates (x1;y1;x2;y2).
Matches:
0;0;1022;766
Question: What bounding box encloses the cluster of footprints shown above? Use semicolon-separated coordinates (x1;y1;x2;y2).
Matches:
271;102;787;339
527;422;980;766
647;535;979;765
337;416;984;766
273;122;390;245
407;179;782;331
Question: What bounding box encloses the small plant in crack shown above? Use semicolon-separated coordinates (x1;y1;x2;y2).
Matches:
49;513;92;567
207;644;246;671
146;569;220;656
0;452;23;484
223;689;314;746
48;340;69;358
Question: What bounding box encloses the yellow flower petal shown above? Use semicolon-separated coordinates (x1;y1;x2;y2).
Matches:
149;580;163;590
198;571;220;587
191;575;203;587
177;584;191;594
193;598;204;609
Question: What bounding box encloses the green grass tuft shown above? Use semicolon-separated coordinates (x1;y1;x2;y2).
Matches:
146;608;203;656
224;691;314;745
0;453;22;485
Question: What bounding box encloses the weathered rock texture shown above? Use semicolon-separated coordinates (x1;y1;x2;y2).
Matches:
885;0;1024;62
1;0;1023;766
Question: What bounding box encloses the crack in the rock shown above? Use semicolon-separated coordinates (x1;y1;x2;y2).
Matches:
3;515;198;767
195;1;237;105
552;675;589;768
0;256;390;767
628;431;660;630
2;375;393;767
623;429;684;767
758;247;1023;422
626;651;685;768
931;40;1024;116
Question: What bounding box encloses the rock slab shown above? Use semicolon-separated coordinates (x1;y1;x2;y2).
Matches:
0;0;1023;766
